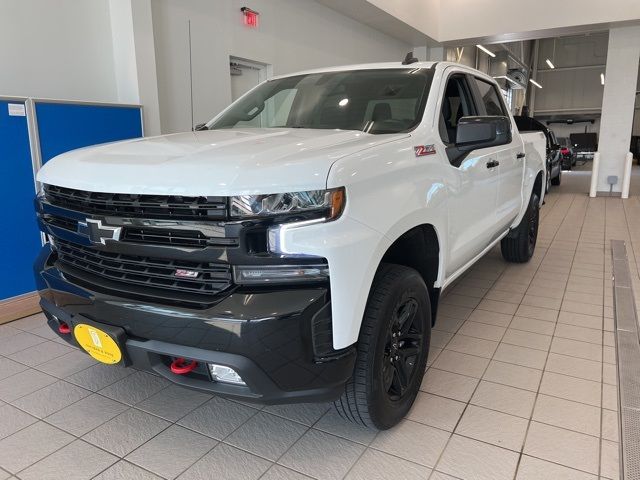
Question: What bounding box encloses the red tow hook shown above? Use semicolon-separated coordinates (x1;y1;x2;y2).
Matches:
170;358;198;375
58;322;71;334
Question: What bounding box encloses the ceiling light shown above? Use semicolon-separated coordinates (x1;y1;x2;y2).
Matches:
600;73;605;85
476;45;496;58
338;98;349;107
529;79;543;89
546;59;555;69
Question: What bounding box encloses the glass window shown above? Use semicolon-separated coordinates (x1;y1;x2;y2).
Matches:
233;89;298;128
475;79;507;116
501;88;513;112
210;69;433;135
439;76;476;144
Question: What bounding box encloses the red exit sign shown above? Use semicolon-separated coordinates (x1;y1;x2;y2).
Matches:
241;7;259;28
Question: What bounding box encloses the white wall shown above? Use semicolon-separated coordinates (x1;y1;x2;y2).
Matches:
325;0;640;44
0;0;118;102
108;0;162;136
438;0;640;43
151;0;412;133
596;25;640;193
366;0;440;41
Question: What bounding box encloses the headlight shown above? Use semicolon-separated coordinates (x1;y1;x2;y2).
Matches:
230;188;345;219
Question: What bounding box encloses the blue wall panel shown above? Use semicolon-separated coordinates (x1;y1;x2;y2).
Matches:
0;100;42;299
35;102;143;163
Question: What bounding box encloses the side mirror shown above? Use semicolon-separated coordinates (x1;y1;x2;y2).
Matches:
455;116;512;152
194;123;208;131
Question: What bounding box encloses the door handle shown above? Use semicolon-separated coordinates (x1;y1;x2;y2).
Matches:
486;160;500;169
516;152;526;159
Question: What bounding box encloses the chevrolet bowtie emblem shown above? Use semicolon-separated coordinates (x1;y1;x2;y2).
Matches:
77;219;122;245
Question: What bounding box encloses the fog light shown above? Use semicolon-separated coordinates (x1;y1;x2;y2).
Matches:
233;264;329;285
208;364;246;385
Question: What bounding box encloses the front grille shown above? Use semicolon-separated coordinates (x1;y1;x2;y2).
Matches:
43;214;77;231
122;227;238;249
55;239;232;299
41;214;237;250
44;184;228;220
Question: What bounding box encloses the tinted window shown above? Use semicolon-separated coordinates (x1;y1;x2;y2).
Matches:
475;79;506;116
513;116;546;133
210;69;433;134
439;76;476;144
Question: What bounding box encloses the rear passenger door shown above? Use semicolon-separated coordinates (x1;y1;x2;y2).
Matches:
470;77;524;230
440;73;500;276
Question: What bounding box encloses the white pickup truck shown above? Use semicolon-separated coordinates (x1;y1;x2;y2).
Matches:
34;60;545;430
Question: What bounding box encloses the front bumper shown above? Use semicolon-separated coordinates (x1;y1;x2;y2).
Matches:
35;244;356;404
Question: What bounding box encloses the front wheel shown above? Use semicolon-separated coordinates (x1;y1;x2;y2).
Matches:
551;168;562;186
334;264;431;430
501;192;540;263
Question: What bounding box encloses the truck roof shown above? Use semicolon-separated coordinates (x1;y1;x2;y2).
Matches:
269;61;495;82
270;61;440;80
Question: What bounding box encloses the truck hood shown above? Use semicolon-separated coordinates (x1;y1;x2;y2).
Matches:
37;128;407;196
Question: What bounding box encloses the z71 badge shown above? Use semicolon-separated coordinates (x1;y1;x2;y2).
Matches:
414;145;436;157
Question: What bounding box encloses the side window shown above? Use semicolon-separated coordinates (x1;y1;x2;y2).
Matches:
474;79;507;116
439;75;476;145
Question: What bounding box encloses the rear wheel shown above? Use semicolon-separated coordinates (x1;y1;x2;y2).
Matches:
551;168;561;186
501;192;539;263
334;264;431;430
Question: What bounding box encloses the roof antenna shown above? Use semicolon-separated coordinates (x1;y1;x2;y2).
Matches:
402;51;419;65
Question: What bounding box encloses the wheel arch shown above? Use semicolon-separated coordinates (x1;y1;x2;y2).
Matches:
533;170;544;204
379;223;441;324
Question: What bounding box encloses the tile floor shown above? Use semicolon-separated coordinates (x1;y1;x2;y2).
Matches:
0;189;634;480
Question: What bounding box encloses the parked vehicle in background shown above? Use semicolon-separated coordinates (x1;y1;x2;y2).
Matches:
34;60;546;430
514;116;561;191
571;132;598;161
557;137;577;170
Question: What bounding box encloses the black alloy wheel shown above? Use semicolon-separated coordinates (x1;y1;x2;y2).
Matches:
382;297;423;401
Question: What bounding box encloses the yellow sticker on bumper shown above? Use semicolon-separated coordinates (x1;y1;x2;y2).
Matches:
74;324;122;364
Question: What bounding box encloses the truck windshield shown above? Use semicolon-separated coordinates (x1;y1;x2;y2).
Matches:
209;68;433;135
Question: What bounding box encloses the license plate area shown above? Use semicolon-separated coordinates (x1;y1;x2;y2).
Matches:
71;317;130;366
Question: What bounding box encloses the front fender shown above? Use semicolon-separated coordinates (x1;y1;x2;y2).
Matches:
280;215;391;349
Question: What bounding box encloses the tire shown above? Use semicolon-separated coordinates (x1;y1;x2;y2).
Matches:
501;192;540;263
334;263;431;430
551;168;561;186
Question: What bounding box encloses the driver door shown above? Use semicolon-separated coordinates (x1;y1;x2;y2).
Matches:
440;73;500;276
